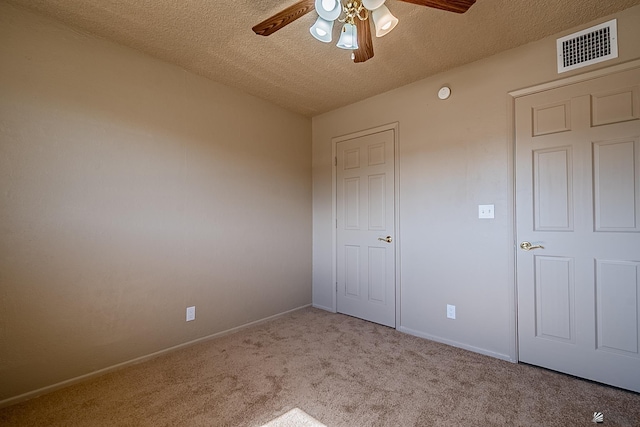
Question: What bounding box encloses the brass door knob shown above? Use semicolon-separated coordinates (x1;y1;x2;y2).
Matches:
377;236;392;243
520;241;544;251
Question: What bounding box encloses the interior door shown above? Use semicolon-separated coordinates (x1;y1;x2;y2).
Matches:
336;129;395;327
516;67;640;392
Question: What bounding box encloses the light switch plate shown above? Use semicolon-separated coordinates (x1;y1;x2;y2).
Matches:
478;204;495;219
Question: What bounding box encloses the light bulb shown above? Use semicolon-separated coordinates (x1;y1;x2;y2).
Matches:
310;16;333;42
336;23;358;50
322;0;336;11
362;0;385;10
371;5;398;37
315;0;341;21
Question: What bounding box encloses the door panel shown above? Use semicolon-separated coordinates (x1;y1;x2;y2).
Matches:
368;246;387;303
516;67;640;392
337;130;395;327
535;255;575;343
368;174;386;230
533;147;574;230
345;245;360;297
596;260;640;357
593;138;640;231
344;178;360;228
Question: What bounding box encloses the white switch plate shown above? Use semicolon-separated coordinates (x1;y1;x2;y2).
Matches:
447;304;456;319
186;306;196;322
478;204;495;219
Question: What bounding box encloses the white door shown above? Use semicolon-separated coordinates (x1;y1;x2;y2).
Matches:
516;67;640;392
336;129;395;327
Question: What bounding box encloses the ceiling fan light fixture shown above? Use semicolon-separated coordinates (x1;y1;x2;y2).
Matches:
315;0;341;21
371;5;398;37
310;16;334;42
336;22;358;50
254;0;475;62
361;0;385;10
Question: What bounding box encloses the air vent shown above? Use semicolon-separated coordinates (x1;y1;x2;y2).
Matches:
557;19;618;73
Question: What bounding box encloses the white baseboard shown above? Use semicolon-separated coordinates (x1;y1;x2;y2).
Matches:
0;304;312;409
397;326;516;363
311;303;335;313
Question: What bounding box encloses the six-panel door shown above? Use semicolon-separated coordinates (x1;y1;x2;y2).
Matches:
516;67;640;392
337;130;396;327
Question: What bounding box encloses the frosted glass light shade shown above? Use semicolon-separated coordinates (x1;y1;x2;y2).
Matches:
362;0;385;10
336;23;358;50
371;5;398;37
310;16;334;42
315;0;341;21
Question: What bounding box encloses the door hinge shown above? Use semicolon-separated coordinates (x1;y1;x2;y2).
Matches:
336;282;338;292
334;156;337;166
336;218;338;228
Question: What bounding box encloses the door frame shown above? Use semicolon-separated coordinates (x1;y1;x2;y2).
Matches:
508;58;640;363
330;122;401;328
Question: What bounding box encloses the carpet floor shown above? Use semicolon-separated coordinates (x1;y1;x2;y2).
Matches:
0;307;638;426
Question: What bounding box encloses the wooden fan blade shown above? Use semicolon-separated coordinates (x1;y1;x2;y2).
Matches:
252;0;316;36
353;18;374;63
396;0;476;14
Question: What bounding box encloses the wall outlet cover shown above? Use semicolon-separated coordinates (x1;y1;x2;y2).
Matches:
447;304;456;319
186;306;196;322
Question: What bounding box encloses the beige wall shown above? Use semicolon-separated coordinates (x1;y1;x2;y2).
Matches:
313;6;640;360
0;3;311;403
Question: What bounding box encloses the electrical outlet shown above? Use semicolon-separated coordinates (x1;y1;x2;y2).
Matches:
447;304;456;319
186;306;195;322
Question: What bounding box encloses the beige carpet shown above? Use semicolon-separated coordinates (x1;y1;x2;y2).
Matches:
1;307;639;426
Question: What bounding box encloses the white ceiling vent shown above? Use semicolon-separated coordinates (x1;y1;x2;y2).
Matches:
557;19;618;73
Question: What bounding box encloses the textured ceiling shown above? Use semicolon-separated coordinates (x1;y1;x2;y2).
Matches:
5;0;640;116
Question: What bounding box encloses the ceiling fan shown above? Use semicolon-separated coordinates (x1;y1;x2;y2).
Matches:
252;0;476;63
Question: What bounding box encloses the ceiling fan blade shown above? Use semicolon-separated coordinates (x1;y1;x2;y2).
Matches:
252;0;316;36
396;0;476;14
353;18;374;63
